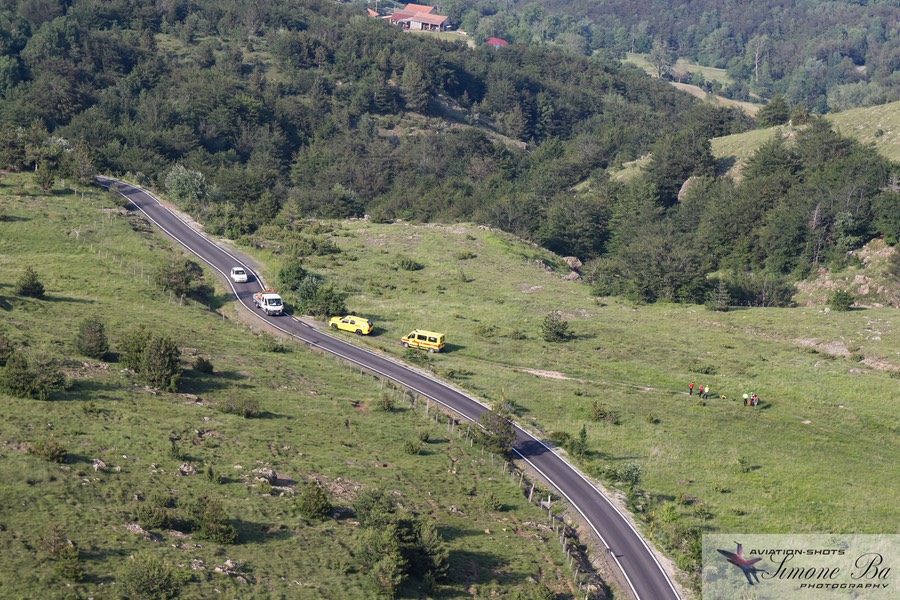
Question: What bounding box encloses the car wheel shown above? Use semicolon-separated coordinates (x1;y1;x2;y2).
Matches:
355;329;362;335
331;323;338;329
402;342;409;348
428;348;436;353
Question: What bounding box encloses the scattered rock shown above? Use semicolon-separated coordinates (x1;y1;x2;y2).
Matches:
253;468;277;484
92;459;107;472
125;522;162;542
191;559;206;571
179;463;197;476
563;271;581;282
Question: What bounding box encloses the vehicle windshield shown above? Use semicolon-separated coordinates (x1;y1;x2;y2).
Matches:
234;269;245;275
269;298;282;306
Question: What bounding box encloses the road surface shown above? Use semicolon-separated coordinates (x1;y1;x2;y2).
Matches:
98;176;681;600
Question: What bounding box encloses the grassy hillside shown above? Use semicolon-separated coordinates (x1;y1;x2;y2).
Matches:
622;53;761;116
712;100;900;176
287;219;899;544
0;174;580;599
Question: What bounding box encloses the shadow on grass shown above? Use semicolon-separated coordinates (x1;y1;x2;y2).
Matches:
716;155;737;175
237;521;295;545
444;549;527;588
41;295;96;304
63;378;123;398
64;453;94;465
438;342;464;354
179;370;252;396
0;296;11;311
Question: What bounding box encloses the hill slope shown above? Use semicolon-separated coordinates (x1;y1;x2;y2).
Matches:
0;174;579;599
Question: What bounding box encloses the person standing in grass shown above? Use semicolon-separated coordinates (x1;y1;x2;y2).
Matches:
698;384;704;398
689;381;695;396
703;385;710;400
743;392;749;406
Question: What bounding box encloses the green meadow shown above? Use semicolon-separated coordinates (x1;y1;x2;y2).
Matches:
0;174;579;599
294;219;899;541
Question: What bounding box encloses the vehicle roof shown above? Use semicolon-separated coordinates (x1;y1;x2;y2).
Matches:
336;315;370;320
407;329;444;337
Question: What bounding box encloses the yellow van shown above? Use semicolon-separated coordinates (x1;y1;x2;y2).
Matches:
401;329;445;353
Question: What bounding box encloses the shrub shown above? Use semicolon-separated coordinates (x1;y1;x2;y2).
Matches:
40;525;84;582
296;481;333;520
218;395;261;418
118;552;186;600
278;257;308;291
120;325;151;371
258;332;289;353
590;400;620;425
455;251;477;260
75;315;109;359
416;430;430;443
294;275;347;317
192;356;213;373
29;439;68;463
15;266;44;298
377;393;395;412
396;256;423;271
140;335;182;391
152;256;203;298
828;289;854;311
204;466;224;484
539;311;571;342
477;403;515;457
403;439;422;455
507;328;526;340
474;323;498;338
481;491;502;511
0;352;35;398
190;496;238;544
134;504;171;530
353;488;396;528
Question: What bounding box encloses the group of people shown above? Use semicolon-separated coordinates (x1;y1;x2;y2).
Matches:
688;381;713;399
742;392;761;407
689;382;762;407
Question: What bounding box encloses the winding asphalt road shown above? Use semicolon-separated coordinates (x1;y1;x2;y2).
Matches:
98;176;681;600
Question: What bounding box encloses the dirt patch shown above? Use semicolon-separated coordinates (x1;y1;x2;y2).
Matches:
520;368;571;380
794;338;851;358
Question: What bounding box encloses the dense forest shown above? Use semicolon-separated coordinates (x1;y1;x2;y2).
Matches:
447;0;900;112
0;0;897;306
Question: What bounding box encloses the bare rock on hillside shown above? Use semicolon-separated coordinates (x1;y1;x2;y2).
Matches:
564;256;583;271
794;240;899;307
253;467;277;484
179;463;197;476
92;458;107;472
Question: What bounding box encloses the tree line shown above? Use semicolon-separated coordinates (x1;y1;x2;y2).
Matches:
0;0;896;308
447;0;900;113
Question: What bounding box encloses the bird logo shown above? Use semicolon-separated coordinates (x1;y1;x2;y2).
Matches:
717;541;768;585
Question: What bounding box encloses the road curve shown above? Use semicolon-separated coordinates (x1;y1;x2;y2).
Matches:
98;176;681;600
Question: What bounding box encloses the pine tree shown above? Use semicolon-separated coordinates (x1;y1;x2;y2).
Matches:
15;266;44;298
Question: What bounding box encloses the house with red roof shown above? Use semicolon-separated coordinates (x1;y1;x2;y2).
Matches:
485;37;509;48
386;3;451;31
